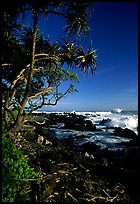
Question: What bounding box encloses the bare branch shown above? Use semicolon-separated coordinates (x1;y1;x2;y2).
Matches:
34;56;58;62
26;54;58;68
28;94;45;114
33;66;44;71
2;63;13;67
9;89;17;104
25;53;61;70
34;120;46;125
9;101;22;109
28;87;53;99
35;53;53;57
44;85;73;106
35;53;59;59
10;68;26;89
16;101;22;109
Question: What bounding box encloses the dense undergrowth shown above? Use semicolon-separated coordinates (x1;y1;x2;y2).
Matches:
2;121;39;202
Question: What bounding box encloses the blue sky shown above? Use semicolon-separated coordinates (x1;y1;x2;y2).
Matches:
38;2;138;111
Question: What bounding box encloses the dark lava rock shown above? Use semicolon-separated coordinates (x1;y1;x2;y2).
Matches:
63;114;96;131
120;136;140;147
99;118;111;125
36;113;97;132
12;117;139;202
80;142;101;154
114;127;137;138
84;120;96;131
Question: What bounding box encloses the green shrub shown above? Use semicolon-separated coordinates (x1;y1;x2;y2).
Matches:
7;109;18;120
12;109;19;117
2;122;38;202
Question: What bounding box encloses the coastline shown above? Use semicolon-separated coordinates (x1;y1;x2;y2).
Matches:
8;112;139;202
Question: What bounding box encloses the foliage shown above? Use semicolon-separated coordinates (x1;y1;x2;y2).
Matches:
2;2;97;131
8;109;18;118
2;122;38;202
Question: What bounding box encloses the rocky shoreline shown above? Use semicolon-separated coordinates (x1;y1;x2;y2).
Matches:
9;112;139;202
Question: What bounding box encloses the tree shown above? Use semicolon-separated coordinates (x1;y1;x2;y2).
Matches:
2;1;97;133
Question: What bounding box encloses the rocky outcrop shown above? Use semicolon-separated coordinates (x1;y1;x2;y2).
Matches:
46;113;96;131
63;114;96;131
114;127;137;138
99;118;111;125
9;113;139;202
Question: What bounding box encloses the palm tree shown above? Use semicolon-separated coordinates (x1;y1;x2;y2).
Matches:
2;1;97;133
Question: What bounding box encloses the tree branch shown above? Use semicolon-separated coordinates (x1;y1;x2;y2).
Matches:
23;55;59;69
28;87;52;99
28;94;45;114
34;56;59;62
2;63;13;67
9;88;17;104
35;53;55;57
10;68;26;89
44;85;73;106
3;107;16;122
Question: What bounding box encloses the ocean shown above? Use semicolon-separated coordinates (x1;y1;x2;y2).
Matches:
32;109;138;151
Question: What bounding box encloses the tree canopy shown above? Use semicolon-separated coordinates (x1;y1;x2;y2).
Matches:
2;1;97;133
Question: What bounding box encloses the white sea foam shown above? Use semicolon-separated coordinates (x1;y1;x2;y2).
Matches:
33;110;138;133
33;110;138;132
124;116;138;130
85;111;138;134
112;108;123;113
48;126;132;150
33;109;138;150
95;111;112;115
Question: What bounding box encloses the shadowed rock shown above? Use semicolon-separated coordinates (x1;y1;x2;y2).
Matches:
114;127;137;138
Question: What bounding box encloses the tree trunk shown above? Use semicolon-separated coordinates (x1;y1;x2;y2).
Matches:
13;10;38;131
4;90;10;128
